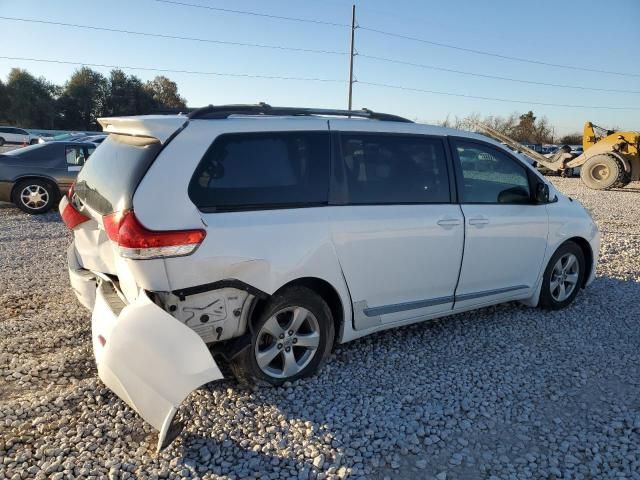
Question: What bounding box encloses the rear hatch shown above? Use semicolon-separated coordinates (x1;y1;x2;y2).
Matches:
65;115;187;301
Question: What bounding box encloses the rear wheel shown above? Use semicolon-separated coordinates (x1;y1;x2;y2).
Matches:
539;242;585;310
580;154;629;190
12;179;56;214
230;286;334;386
0;137;5;146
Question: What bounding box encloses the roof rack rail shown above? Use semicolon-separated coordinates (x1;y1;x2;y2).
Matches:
187;103;413;123
150;107;196;115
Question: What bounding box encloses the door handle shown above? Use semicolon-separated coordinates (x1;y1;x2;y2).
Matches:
436;217;462;228
468;217;490;226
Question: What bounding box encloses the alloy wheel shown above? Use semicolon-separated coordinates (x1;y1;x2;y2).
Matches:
254;306;321;379
550;253;580;302
20;185;49;210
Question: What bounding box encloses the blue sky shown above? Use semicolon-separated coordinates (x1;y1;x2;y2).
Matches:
1;0;638;135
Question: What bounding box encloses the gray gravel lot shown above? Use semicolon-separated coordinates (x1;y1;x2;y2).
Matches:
1;178;639;480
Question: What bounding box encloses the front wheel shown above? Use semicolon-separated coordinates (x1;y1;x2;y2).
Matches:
231;286;335;386
539;242;585;310
12;179;57;214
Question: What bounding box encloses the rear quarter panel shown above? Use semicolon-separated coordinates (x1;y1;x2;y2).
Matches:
132;118;354;341
0;143;71;192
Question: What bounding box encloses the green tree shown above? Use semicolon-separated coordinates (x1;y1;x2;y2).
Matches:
144;76;187;110
0;79;9;123
4;68;56;128
56;67;108;130
105;69;156;116
559;133;583;145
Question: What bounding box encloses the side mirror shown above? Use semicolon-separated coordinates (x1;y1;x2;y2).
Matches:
535;182;550;204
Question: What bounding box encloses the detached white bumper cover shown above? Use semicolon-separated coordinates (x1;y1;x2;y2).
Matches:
92;284;223;451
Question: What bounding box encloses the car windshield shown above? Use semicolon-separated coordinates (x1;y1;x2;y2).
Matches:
4;143;48;155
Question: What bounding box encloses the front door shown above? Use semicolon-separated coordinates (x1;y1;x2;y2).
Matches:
451;139;549;308
329;131;464;329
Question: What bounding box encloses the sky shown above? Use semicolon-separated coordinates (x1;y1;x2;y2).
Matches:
0;0;638;135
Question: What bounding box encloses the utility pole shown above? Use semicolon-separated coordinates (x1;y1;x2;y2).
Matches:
347;3;356;111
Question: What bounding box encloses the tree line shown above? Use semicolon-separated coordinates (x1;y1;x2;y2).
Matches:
0;67;187;131
0;66;585;143
439;111;583;145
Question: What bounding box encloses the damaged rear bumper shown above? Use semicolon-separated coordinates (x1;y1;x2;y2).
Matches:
68;245;224;451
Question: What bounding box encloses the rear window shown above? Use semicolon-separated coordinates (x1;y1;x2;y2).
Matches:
189;131;330;212
74;134;161;214
4;143;48;156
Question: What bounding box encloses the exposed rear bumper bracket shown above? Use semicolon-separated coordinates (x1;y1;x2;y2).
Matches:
172;279;268;301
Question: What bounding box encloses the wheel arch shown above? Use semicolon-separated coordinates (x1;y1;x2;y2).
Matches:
564;236;593;288
250;276;345;348
11;175;60;200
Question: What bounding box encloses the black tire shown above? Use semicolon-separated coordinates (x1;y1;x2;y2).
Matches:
0;137;5;146
12;179;57;214
230;286;335;386
29;139;38;145
580;154;630;190
539;241;586;310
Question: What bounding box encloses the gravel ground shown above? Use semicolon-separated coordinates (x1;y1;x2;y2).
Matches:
1;178;639;480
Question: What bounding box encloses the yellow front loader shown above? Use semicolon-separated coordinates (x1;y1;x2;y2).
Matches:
476;122;640;190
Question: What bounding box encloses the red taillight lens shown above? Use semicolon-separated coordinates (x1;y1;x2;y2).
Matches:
103;210;206;259
60;186;90;230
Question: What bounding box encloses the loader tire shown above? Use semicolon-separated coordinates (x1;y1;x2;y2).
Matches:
580;154;630;190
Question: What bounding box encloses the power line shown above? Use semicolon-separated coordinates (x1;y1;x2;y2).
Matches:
360;26;640;78
3;54;636;111
0;56;346;83
153;0;349;27
358;81;640;110
0;16;347;56
359;54;640;94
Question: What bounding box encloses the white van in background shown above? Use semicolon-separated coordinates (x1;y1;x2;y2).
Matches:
0;126;37;146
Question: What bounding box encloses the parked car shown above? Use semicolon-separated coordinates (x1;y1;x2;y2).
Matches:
38;133;83;144
499;142;535;165
570;145;584;155
0;126;38;146
74;134;107;145
60;105;600;451
0;141;96;213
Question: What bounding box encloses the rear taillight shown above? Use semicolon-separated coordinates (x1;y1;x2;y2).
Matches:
61;183;90;230
103;210;206;260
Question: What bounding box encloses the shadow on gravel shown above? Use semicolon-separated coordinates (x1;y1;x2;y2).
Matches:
154;275;640;479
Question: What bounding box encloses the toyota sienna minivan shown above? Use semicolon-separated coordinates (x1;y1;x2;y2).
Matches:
60;104;600;450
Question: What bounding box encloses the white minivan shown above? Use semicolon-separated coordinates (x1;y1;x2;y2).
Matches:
60;105;599;450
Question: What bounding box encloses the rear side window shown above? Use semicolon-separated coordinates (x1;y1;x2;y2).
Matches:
339;133;450;204
189;131;330;212
74;135;161;214
65;146;86;166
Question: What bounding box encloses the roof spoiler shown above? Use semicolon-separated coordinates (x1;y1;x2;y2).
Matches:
98;116;189;143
